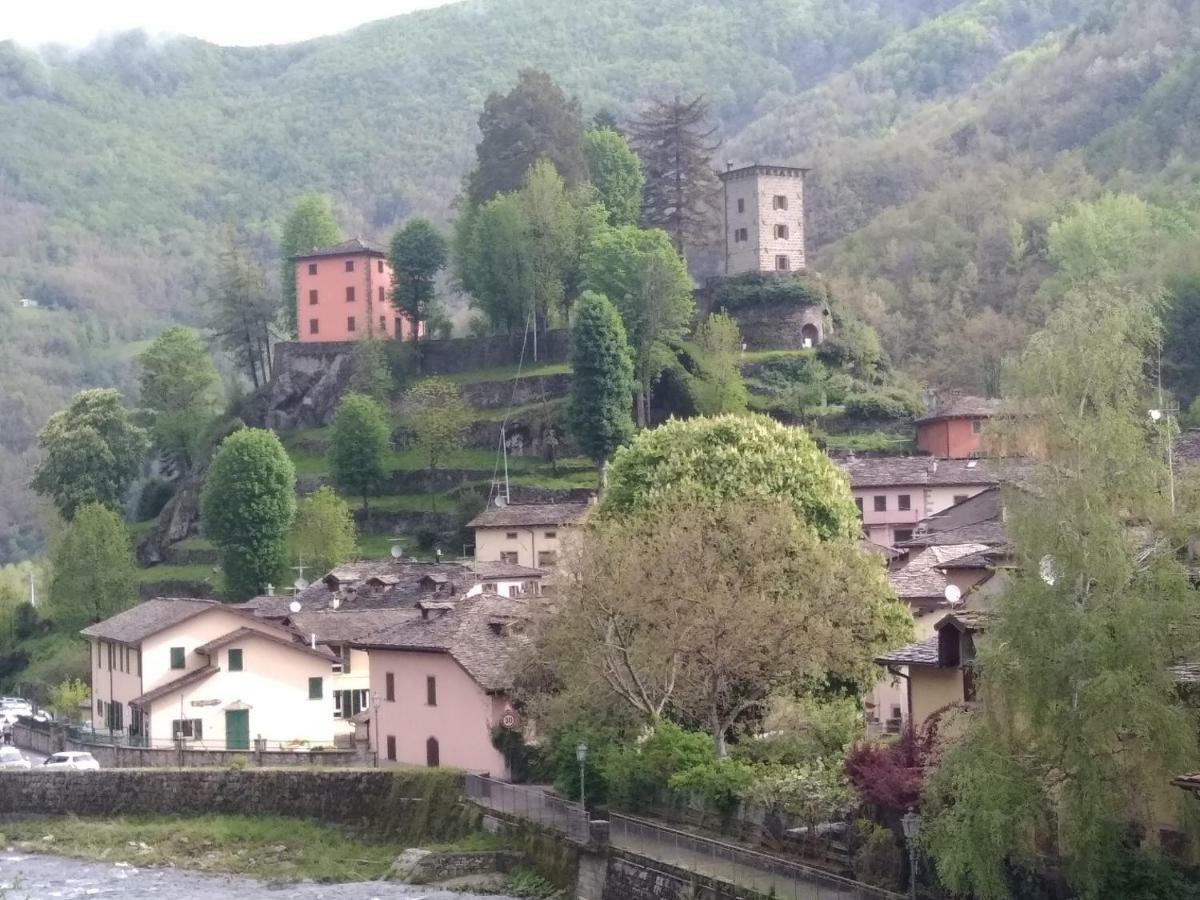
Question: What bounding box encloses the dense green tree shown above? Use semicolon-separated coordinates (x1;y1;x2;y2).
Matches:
691;311;747;415
328;393;391;517
30;389;148;521
629;95;720;255
1163;273;1200;406
136;326;221;470
201;428;297;600
288;486;358;578
582;226;695;425
399;379;471;512
924;282;1200;899
46;503;136;629
584;127;645;227
567;291;635;472
467;69;587;206
599;413;861;541
280;194;341;335
457;193;533;336
207;241;277;389
389;217;448;348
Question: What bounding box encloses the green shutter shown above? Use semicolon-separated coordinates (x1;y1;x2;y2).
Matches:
228;648;243;672
308;676;323;700
169;647;185;669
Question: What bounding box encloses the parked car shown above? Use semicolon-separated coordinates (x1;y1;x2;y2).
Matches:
42;751;99;771
0;746;31;769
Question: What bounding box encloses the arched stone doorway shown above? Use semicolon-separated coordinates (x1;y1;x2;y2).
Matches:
801;323;821;347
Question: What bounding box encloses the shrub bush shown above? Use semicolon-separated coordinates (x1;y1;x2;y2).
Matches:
852;819;904;890
668;759;757;827
842;388;923;422
602;722;712;812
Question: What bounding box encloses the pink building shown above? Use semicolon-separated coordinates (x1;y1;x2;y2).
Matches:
839;456;1001;548
915;396;1000;459
292;237;419;343
353;594;528;776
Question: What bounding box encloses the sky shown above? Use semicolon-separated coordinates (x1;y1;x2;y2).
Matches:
1;1;458;49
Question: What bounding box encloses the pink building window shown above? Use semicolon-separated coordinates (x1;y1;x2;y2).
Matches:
898;494;911;511
379;316;386;330
309;319;319;335
347;316;356;333
426;737;440;768
385;672;395;701
378;286;385;304
426;676;437;707
873;495;887;512
307;263;317;275
345;260;355;272
308;289;318;305
377;260;384;273
346;286;355;303
386;735;396;761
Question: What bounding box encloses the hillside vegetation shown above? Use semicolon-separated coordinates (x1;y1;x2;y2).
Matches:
3;0;1200;560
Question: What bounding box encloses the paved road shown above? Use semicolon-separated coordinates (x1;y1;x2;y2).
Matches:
0;854;517;900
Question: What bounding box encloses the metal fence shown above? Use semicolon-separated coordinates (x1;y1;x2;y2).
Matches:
464;773;591;843
610;812;905;900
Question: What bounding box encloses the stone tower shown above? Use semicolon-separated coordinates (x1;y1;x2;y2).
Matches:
718;164;808;277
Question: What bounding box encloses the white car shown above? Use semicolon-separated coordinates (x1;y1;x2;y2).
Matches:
41;751;100;771
0;746;31;769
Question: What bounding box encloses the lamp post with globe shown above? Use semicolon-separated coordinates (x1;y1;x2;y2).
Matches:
901;807;921;900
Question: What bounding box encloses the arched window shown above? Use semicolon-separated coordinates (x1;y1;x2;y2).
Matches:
426;736;440;768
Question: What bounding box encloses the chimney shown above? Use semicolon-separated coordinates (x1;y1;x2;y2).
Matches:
310;633;317;650
331;595;341;611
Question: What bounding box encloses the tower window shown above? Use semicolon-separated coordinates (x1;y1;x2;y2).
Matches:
774;224;789;240
307;263;317;275
347;316;356;332
377;260;384;273
309;319;319;335
346;286;355;303
773;195;788;210
775;255;790;271
378;286;385;304
345;260;355;272
734;228;748;243
308;289;318;305
737;198;745;213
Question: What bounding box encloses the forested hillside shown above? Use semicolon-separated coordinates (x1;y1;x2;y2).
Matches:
2;0;1199;561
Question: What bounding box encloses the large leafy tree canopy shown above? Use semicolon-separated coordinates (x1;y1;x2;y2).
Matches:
30;389;148;522
398;378;471;512
924;233;1200;900
584;127;645;228
200;428;297;600
467;68;587;207
328;392;392;515
279;194;341;335
47;502;137;629
289;485;358;578
136;326;221;470
389;217;448;341
599;413;861;541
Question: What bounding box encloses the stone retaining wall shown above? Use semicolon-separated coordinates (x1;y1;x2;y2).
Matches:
0;769;410;822
603;849;768;900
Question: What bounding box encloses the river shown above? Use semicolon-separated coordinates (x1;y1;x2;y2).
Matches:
0;853;518;900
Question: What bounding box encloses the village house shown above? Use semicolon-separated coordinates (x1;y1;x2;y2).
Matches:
352;593;530;775
292;237;421;343
239;560;546;733
81;598;336;750
915;395;1001;459
840;456;1002;548
469;500;592;569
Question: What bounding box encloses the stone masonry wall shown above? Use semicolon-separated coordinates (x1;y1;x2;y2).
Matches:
604;849;770;900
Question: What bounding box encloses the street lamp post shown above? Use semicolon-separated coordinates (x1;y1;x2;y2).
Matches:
575;741;588;808
372;690;382;768
901;807;921;900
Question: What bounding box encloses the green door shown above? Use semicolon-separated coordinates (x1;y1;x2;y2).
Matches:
225;710;249;750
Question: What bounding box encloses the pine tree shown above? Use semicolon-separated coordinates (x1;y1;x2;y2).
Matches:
629;95;721;256
567;291;634;473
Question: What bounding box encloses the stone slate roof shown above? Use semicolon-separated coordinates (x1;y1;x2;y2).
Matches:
938;548;1006;569
915;395;1001;423
935;610;993;632
242;561;496;617
840;457;1002;489
194;626;336;662
876;637;939;668
887;543;989;600
900;488;1010;550
287;609;420;645
80;598;230;645
468;501;591;530
467;560;547;579
290;237;386;260
130;665;219;708
901;520;1009;549
353;594;530;692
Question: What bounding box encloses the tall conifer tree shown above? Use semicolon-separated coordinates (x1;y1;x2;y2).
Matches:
567;291;634;474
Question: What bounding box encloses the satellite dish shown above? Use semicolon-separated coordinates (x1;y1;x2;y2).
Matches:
390;543;404;559
288;600;302;614
293;577;309;592
1039;555;1058;587
944;584;962;605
